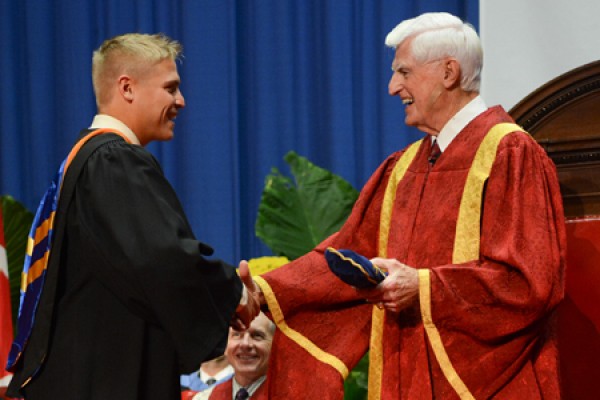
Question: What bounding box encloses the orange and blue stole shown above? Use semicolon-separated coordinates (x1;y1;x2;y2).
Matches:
6;128;129;371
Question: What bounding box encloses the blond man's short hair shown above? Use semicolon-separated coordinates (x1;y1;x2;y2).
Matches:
92;33;183;107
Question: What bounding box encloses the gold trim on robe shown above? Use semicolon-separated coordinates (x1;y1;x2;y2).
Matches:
369;139;422;399
453;123;523;263
419;269;475;400
254;275;350;378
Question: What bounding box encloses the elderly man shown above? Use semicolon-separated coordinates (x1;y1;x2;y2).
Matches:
247;12;566;399
192;312;274;400
7;33;258;400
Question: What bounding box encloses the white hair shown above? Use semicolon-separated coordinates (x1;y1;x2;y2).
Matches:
385;12;482;92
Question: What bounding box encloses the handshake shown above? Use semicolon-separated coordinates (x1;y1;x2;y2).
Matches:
231;260;263;330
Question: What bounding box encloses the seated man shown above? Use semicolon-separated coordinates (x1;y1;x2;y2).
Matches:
193;312;275;400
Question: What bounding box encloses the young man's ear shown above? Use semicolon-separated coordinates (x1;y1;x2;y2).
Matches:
118;75;134;102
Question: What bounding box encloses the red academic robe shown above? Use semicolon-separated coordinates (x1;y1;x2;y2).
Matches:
255;107;566;399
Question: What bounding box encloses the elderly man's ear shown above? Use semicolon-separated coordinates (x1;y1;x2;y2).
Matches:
442;59;461;89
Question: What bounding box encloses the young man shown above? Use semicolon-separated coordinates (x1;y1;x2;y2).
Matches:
7;33;258;400
247;12;566;399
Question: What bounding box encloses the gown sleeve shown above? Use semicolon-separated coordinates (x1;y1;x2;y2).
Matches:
429;132;565;335
255;153;402;398
422;132;566;396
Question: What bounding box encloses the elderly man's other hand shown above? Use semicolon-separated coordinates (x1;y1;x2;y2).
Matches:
357;258;419;313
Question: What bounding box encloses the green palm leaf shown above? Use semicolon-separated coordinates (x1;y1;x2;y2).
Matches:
343;353;369;399
1;195;34;333
255;151;359;260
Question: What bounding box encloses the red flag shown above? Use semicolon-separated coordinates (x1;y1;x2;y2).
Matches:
0;204;13;388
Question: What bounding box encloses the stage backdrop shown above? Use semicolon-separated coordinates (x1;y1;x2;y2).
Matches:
0;1;478;264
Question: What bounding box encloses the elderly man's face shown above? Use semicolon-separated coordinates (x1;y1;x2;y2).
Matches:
225;312;274;386
388;38;447;135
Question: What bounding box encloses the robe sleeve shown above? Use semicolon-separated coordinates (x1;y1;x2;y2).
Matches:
74;139;242;371
423;132;566;394
255;153;401;399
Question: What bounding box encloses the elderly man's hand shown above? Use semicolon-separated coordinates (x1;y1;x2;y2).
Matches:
357;258;419;313
231;260;261;330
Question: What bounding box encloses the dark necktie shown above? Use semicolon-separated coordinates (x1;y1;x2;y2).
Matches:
205;378;216;385
428;140;441;166
235;387;249;400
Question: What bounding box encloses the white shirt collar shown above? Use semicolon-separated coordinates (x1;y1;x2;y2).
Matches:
232;375;266;398
89;114;141;145
199;365;234;384
435;96;487;151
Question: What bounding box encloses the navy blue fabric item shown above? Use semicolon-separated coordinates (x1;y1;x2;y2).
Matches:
325;247;387;289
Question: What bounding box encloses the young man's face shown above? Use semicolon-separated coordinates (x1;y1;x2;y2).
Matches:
130;58;185;145
225;313;274;386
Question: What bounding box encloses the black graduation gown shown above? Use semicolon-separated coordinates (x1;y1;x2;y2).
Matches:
9;132;242;400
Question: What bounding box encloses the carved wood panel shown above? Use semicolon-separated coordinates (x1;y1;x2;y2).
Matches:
510;60;600;217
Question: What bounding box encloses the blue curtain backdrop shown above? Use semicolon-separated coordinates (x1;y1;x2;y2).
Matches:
0;0;478;264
